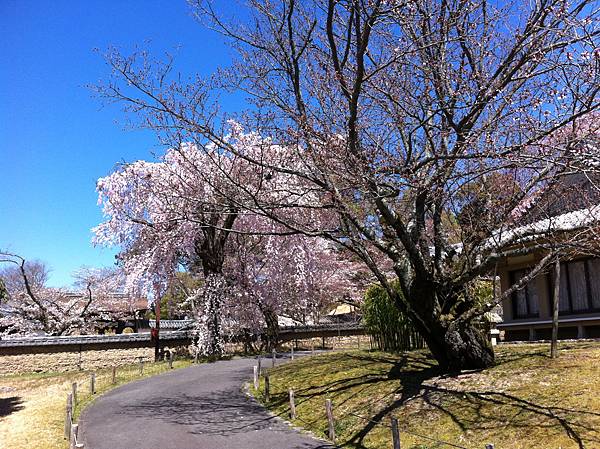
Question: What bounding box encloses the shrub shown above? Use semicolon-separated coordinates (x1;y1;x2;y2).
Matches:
362;283;424;352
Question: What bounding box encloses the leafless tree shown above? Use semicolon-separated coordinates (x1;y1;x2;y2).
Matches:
94;0;600;370
0;251;125;336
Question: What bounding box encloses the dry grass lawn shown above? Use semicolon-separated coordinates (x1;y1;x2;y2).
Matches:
253;342;600;449
0;359;192;449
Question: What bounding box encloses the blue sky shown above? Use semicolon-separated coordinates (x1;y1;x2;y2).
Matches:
0;1;239;287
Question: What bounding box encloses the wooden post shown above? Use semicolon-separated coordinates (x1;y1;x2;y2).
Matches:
169;352;174;369
64;393;73;439
71;382;77;406
311;343;315;355
325;399;335;441
257;354;262;373
272;349;276;367
90;373;96;394
139;359;144;375
70;423;79;449
253;366;259;390
264;373;270;402
291;346;294;360
551;256;561;359
111;366;117;384
65;407;72;440
390;416;401;449
289;388;296;419
357;335;361;349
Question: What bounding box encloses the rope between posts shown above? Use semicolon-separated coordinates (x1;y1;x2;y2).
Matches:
288;404;470;449
344;410;469;449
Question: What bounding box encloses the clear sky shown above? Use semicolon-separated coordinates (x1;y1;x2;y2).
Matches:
0;1;238;287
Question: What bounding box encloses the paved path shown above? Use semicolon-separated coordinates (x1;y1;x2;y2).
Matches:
80;354;333;449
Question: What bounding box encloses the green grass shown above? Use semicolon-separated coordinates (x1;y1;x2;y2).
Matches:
0;359;193;449
251;343;600;449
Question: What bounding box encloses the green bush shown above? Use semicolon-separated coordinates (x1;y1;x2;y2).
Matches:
362;283;424;352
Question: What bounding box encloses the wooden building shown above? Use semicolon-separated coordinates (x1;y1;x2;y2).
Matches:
497;173;600;341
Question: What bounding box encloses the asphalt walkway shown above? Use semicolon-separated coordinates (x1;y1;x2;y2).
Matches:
80;354;333;449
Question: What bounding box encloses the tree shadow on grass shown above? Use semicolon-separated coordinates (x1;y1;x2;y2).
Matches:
271;352;599;449
0;396;24;417
418;385;600;449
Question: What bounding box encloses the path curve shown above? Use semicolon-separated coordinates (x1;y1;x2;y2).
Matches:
80;354;333;449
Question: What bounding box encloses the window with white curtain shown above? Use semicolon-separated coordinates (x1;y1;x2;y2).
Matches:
548;258;600;315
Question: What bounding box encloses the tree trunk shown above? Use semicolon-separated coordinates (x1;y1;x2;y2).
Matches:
551;256;560;359
195;272;226;358
424;321;495;372
394;283;495;372
261;307;280;352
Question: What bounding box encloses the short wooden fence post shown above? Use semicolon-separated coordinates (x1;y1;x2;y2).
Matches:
64;393;73;439
264;373;270;402
111;366;117;384
272;349;277;367
72;382;77;406
325;399;335;441
390;416;401;449
90;373;96;394
291;346;294;360
168;353;174;369
139;359;144;375
257;355;262;374
311;343;315;355
357;335;361;349
253;366;259;390
289;388;296;419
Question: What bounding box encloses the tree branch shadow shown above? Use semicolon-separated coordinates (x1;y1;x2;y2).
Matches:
0;396;24;418
271;352;599;449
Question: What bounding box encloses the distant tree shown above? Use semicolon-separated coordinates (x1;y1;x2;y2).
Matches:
94;144;245;356
0;251;123;336
94;140;360;353
226;226;365;349
156;272;200;320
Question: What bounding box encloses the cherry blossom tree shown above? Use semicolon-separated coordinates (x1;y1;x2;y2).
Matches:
95;0;600;371
226;224;367;349
0;252;124;337
94;140;267;356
